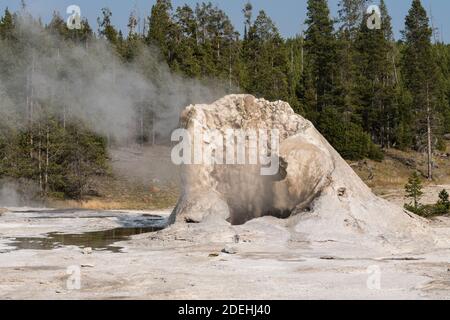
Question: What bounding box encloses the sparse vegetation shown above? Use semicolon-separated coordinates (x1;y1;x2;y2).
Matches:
404;172;450;217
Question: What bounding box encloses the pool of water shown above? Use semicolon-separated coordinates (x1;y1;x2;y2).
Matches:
2;213;167;253
8;226;164;253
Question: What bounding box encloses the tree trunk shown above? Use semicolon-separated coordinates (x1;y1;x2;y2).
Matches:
426;82;433;181
45;124;49;195
140;105;144;147
152;112;156;146
391;53;398;85
300;35;304;74
217;40;220;60
229;57;232;92
38;119;42;194
62;85;66;129
28;51;36;159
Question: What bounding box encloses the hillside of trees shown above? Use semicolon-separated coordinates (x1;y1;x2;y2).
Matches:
1;0;450;200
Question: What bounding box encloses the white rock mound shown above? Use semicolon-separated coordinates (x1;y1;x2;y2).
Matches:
169;94;434;247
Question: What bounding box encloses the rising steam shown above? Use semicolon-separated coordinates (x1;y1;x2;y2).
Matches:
0;12;228;143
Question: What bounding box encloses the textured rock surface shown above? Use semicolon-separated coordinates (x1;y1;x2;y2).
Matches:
170;94;436;247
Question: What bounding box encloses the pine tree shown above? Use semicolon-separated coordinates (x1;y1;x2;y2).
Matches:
194;3;221;76
434;43;450;136
122;11;141;62
78;19;93;48
147;0;174;62
304;0;337;113
243;10;289;101
353;0;397;148
172;4;201;77
402;0;439;180
0;8;15;41
404;171;424;211
333;0;370;132
286;36;305;113
338;0;369;39
203;5;238;80
437;189;450;211
97;8;118;45
243;1;252;40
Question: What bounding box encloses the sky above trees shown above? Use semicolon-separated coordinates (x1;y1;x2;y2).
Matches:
0;0;448;43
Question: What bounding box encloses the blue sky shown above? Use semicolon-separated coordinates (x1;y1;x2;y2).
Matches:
1;0;448;42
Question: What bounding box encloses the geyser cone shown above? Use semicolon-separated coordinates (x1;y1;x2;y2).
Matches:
170;95;435;247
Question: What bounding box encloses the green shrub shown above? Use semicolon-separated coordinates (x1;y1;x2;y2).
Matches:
404;203;426;216
404;184;450;217
437;189;450;209
367;143;384;162
432;203;449;216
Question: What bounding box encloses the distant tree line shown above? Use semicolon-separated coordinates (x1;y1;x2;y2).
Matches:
0;0;449;199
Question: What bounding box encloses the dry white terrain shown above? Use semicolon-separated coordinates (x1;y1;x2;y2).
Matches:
0;206;449;300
